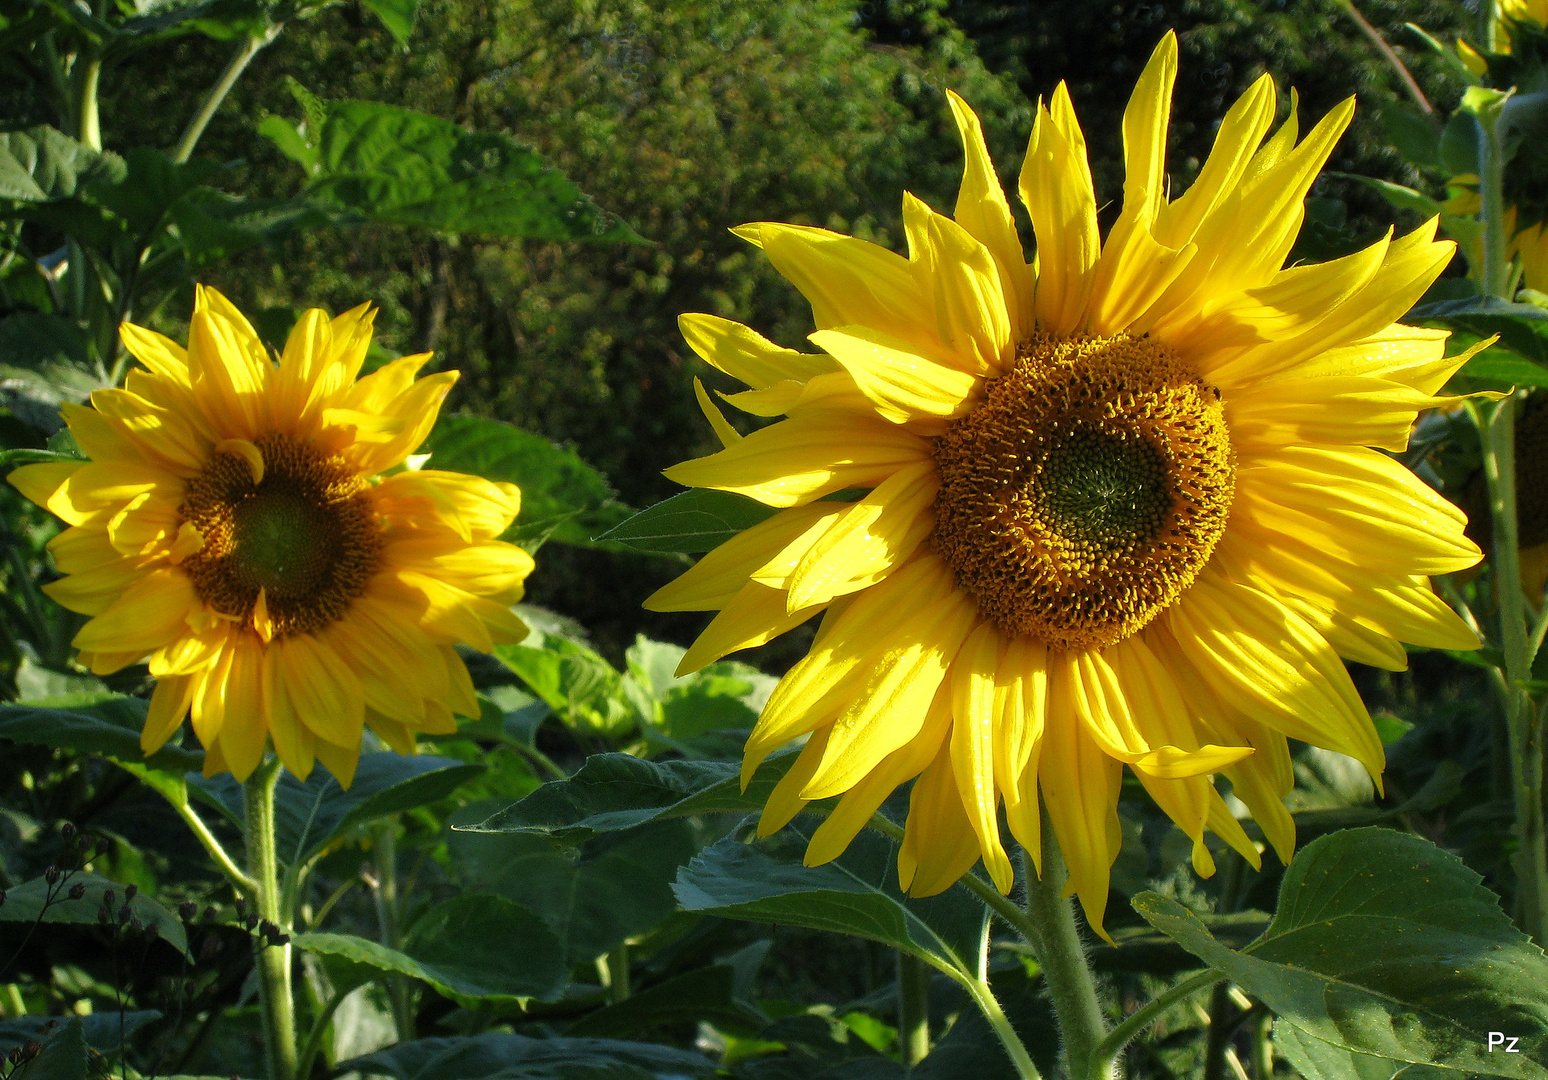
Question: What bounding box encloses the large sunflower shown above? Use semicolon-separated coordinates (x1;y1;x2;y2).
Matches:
648;33;1484;932
8;287;533;786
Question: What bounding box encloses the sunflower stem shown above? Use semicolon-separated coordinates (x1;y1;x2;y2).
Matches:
897;951;932;1068
245;757;298;1080
1019;818;1109;1079
963;975;1044;1080
1476;392;1548;946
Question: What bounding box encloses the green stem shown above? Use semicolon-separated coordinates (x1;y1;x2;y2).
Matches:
1477;395;1548;946
604;942;631;1004
1087;969;1224;1080
897;950;931;1068
1202;982;1235;1080
962;976;1043;1080
245;757;298;1080
1249;1007;1273;1080
293;987;348;1080
371;821;415;1039
1020;819;1109;1079
171;787;258;894
172;26;281;164
1481;0;1498;52
74;53;101;151
1477;94;1512;301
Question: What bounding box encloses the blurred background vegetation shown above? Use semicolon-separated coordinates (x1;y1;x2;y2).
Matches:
0;0;1467;661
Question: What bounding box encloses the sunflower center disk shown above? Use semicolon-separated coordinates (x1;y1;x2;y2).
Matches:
179;433;383;638
930;332;1234;652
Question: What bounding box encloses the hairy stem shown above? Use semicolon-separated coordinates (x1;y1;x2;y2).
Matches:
246;758;298;1080
173;26;281;164
1088;969;1224;1080
1020;819;1109;1079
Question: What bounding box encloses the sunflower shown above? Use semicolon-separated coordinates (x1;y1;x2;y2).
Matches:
8;287;533;787
647;33;1485;933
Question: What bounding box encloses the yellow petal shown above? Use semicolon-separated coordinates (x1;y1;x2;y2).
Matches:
678;313;838;388
278;633;366;749
898;741;985;898
756;725;831;838
809;326;979;424
1020;84;1101;336
72;567;198;657
676;579;826;676
949;621;1015;893
645;503;838;612
694;376;742;447
141;675;194;755
946;89;1032;340
902;193;1012;374
662;413;929;508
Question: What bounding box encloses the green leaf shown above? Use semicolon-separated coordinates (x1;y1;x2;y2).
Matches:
448;812;697;966
1438;109;1483;178
0;871;190;956
594;489;778;553
187;752;483;868
422;415;633;549
0;696;204;774
263;98;642;242
1274;1022;1453;1080
1459;351;1548;388
565;962;767;1038
8;1017;87;1080
359;0;415;43
673;827;983;977
294;895;566;1004
341;1032;722;1080
1133;827;1548;1077
1335;173;1443;218
495;631;638;736
1410;295;1548;365
463;750;796;843
1378;102;1443;171
0;1012;160;1057
0;126;124;201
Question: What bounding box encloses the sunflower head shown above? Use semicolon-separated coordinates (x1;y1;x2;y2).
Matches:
651;33;1485;935
9;286;534;787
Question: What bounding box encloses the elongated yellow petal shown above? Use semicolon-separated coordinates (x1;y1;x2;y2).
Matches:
662;413;929;508
1021;84;1100;336
946;89;1032;340
811;326;980;424
679;313;837;388
948;622;1014;893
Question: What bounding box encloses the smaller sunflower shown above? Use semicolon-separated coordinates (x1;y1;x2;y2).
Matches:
9;287;534;786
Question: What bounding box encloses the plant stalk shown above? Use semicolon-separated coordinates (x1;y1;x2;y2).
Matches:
963;975;1043;1080
371;821;415;1039
74;53;102;151
245;757;298;1080
1020;818;1109;1080
1088;969;1224;1080
897;950;932;1068
172;26;281;164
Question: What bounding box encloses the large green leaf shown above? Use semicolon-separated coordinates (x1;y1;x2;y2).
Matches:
0;126;124;201
1409;295;1548;367
359;0;415;43
260;98;641;242
295;894;566;1004
341;1032;721;1080
673;827;983;978
187;752;483;868
1274;1022;1453;1080
594;489;779;553
1133;828;1548;1077
5;1017;87;1080
463;750;796;843
422;415;633;549
0;870;189;955
0;695;204;774
449;811;696;966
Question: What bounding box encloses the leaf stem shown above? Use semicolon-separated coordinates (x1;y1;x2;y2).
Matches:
171;787;258;894
961;975;1043;1079
1087;969;1223;1080
172;26;282;164
246;757;298;1080
1336;1;1433;114
293;986;348;1080
74;53;101;152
